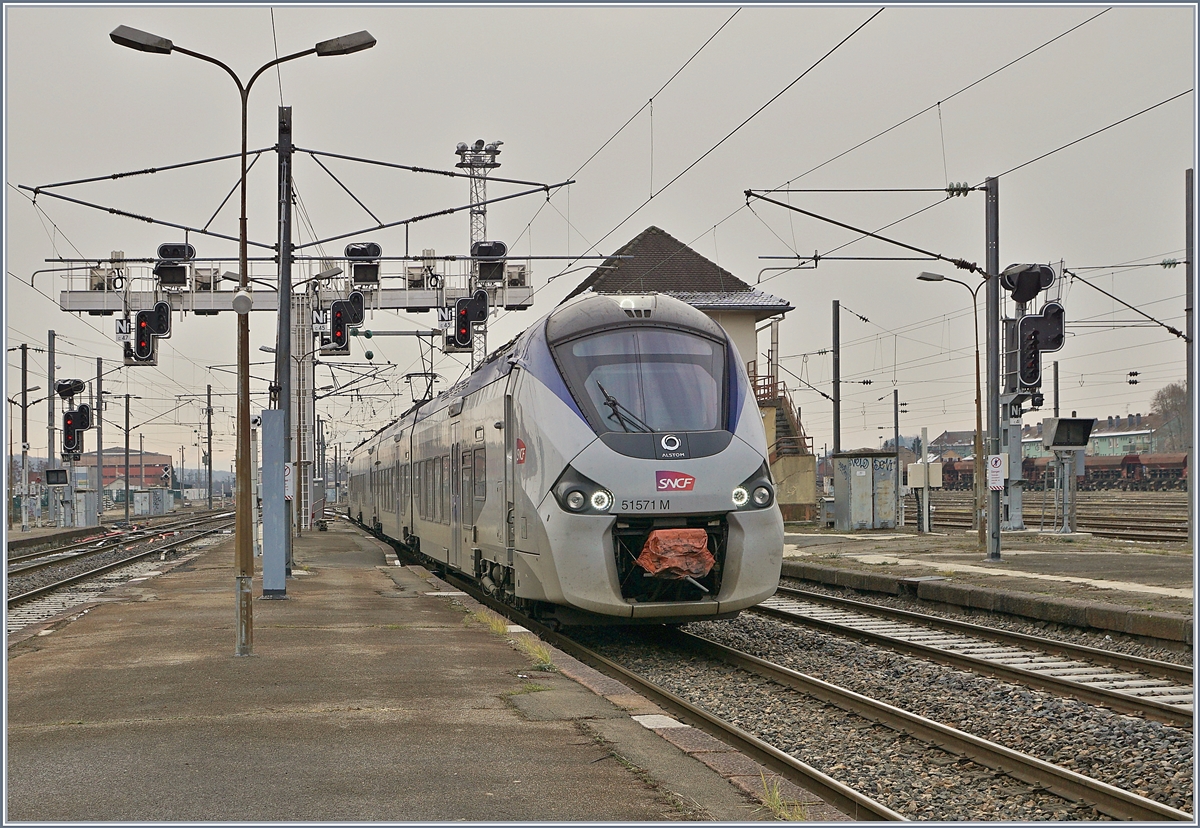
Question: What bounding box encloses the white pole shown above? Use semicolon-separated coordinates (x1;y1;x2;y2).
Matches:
921;426;930;532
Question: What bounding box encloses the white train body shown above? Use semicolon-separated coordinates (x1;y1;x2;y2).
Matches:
348;292;783;624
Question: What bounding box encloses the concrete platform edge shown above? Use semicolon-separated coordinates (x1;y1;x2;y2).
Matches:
781;559;1194;645
415;568;845;820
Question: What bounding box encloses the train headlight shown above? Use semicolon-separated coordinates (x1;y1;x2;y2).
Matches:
551;465;615;516
732;461;775;510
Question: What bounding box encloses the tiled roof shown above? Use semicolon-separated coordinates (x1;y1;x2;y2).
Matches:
931;430;977;446
1020;412;1166;439
566;226;762;295
661;290;793;312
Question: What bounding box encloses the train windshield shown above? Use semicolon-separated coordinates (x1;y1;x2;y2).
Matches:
555;328;726;434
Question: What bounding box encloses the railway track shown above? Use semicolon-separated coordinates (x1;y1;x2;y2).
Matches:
429;563;1191;820
7;511;235;575
756;586;1193;728
666;629;1190;821
905;496;1188;541
6;517;235;636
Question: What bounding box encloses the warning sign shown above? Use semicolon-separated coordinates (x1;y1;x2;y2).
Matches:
987;454;1006;491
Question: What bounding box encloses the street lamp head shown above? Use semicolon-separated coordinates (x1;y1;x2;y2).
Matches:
111;25;173;54
314;31;376;57
917;272;945;282
232;289;253;315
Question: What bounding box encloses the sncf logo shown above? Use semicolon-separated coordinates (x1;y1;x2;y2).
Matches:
656;471;696;491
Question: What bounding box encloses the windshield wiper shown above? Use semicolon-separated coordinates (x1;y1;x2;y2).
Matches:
596;381;653;433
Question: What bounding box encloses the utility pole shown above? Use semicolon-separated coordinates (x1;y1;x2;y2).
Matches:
140;433;145;494
1186;168;1194;551
274;105;295;571
893;389;901;526
124;394;131;525
47;330;56;526
96;358;103;524
7;397;13;531
832;300;841;454
21;343;30;532
985;176;1001;562
207;384;214;510
921;425;931;532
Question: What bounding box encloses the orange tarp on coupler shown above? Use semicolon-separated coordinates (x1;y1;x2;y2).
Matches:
635;528;714;579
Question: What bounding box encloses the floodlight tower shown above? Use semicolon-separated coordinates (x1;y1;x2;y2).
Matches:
455;139;502;249
455;139;502;367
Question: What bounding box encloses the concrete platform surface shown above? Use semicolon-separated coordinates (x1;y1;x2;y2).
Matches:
782;525;1194;644
6;519;819;822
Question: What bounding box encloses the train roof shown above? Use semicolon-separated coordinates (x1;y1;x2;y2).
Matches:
546;292;726;345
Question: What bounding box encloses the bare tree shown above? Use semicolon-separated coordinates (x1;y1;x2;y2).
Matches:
1151;381;1190;452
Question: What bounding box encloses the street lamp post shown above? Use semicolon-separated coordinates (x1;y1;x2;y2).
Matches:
918;272;986;553
10;344;42;532
111;25;377;656
122;394;142;526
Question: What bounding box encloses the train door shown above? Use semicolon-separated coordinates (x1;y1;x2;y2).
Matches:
371;458;380;528
503;369;521;554
450;421;461;570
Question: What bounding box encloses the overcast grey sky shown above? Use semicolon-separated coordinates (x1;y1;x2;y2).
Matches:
4;4;1196;470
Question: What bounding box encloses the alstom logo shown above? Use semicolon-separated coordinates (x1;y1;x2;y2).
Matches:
656;471;696;491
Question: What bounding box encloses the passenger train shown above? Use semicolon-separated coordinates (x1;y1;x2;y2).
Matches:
347;292;784;625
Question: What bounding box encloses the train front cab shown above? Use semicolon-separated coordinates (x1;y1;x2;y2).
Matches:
504;293;784;623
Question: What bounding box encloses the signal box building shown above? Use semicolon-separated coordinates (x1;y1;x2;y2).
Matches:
77;447;173;489
567;226;818;519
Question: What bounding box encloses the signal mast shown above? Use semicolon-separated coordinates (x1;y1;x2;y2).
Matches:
455;139;503;368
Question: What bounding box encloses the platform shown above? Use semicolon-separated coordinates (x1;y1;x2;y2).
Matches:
6;519;844;822
783;525;1194;644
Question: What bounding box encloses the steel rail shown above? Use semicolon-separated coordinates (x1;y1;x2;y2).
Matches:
906;509;1188;541
755;594;1192;729
7;512;235;573
672;629;1193;821
7;509;235;565
775;585;1194;683
429;568;905;822
7;520;234;608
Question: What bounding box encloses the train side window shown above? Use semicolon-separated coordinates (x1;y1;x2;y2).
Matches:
474;447;486;503
427;458;435;521
462;450;474;526
413;463;420;520
429;458;435;523
433;457;439;522
417;460;425;521
442;454;450;525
